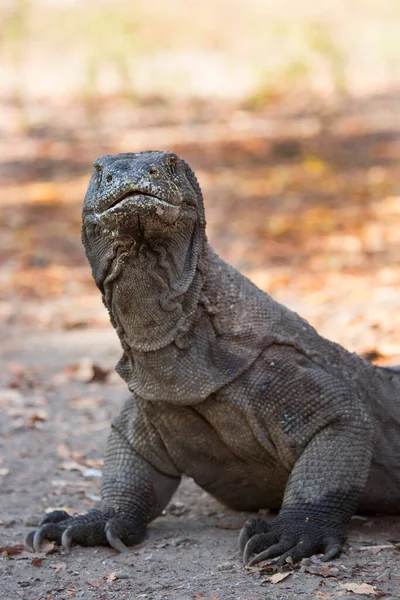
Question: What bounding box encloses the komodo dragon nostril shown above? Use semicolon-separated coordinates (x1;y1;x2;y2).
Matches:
106;174;113;183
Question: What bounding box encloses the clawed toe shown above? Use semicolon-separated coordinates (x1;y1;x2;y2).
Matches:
105;525;129;553
239;515;344;566
24;530;36;552
25;508;142;554
32;524;61;552
242;532;279;565
25;509;110;552
25;510;74;552
238;517;272;555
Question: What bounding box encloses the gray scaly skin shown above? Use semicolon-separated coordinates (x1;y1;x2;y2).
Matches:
26;151;400;565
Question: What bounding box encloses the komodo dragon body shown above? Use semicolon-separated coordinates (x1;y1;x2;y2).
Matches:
27;151;400;565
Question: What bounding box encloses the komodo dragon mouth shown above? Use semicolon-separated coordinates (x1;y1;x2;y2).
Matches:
102;190;166;213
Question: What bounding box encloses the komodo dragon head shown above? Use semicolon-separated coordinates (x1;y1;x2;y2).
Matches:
81;151;208;355
82;151;206;289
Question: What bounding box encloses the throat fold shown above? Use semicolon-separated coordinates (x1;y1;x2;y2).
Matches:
104;228;205;354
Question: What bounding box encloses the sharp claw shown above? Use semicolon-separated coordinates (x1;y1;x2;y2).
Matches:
24;531;35;551
322;544;341;561
238;527;251;554
248;549;274;566
247;553;263;566
106;527;129;553
61;528;73;552
242;540;254;565
248;543;287;566
33;528;47;553
277;553;292;567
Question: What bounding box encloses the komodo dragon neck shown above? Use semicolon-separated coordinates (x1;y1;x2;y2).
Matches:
102;229;207;353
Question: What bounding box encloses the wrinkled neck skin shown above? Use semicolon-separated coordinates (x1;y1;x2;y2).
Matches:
101;223;206;353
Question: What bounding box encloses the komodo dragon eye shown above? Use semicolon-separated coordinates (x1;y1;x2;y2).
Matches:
106;174;113;183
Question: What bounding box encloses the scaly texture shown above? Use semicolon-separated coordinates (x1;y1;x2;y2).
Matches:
27;152;400;564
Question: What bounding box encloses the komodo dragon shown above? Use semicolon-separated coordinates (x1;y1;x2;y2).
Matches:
26;151;400;566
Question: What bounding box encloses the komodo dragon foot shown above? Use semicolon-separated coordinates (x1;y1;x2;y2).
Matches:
25;508;143;553
239;516;344;566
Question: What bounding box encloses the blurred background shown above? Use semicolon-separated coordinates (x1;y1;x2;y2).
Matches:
1;0;400;363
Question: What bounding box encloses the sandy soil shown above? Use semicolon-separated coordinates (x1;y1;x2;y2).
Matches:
1;325;400;600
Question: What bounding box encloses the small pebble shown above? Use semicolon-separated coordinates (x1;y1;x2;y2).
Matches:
170;537;190;547
217;561;235;571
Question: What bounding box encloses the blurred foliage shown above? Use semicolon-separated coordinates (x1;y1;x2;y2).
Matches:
79;8;140;100
0;0;399;102
1;0;30;98
305;21;347;94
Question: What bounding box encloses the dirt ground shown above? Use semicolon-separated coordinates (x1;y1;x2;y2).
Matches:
1;90;400;600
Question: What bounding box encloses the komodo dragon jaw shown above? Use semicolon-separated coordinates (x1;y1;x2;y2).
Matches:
26;151;400;566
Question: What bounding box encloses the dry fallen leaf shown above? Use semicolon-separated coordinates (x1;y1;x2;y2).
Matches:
40;540;57;555
0;544;25;556
81;458;103;469
264;572;292;584
50;562;67;573
303;564;341;578
56;443;72;459
90;364;110;383
59;460;86;472
86;578;103;589
64;358;110;383
28;410;48;427
359;544;399;553
107;572;117;582
339;582;378;594
30;557;44;566
14;552;43;560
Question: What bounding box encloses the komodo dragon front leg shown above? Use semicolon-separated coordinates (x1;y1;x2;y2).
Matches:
26;413;180;552
238;346;375;565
